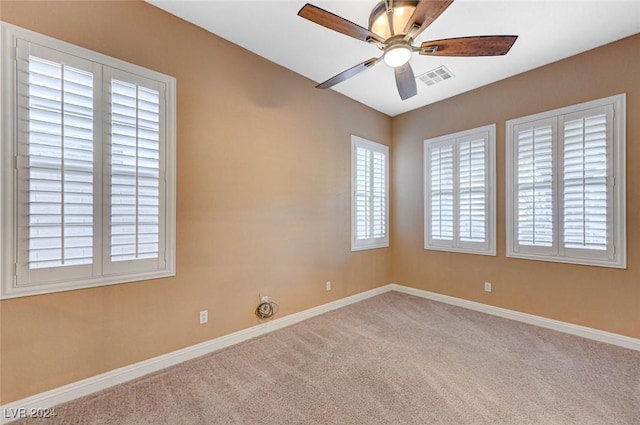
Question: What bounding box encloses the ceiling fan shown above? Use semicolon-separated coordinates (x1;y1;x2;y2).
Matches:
298;0;518;100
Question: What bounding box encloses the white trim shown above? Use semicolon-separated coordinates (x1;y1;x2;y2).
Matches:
0;286;389;424
2;283;638;423
389;284;640;351
0;22;18;303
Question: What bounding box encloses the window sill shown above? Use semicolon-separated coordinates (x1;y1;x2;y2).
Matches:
424;246;496;256
1;268;176;299
506;252;626;269
351;243;389;252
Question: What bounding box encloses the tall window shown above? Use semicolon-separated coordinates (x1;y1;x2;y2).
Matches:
506;94;626;268
351;136;389;251
424;124;496;255
1;23;176;298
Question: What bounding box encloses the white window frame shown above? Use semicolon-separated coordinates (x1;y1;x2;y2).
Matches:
424;124;496;256
506;94;626;268
351;136;389;251
0;22;177;298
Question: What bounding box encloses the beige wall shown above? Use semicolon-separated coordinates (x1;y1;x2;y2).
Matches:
1;0;638;407
391;34;640;340
0;1;391;403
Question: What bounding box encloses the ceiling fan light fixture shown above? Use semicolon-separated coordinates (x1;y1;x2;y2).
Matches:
383;44;412;67
369;1;418;39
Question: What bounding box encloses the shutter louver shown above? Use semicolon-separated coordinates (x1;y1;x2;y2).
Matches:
517;125;553;247
563;114;608;250
430;145;454;240
459;139;486;242
110;80;160;262
26;56;94;269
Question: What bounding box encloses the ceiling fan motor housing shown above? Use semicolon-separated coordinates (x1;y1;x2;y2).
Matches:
368;0;419;39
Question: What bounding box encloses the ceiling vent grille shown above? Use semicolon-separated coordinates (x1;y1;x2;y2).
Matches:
417;66;454;86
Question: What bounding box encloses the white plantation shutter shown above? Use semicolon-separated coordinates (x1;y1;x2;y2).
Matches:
429;144;454;242
506;95;625;268
561;107;613;259
27;57;95;268
2;24;176;298
459;138;486;244
15;42;100;284
105;69;164;272
424;125;495;255
371;150;386;239
351;137;389;251
354;146;371;240
514;119;555;252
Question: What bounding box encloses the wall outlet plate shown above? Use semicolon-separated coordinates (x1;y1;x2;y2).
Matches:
199;310;208;324
484;282;492;293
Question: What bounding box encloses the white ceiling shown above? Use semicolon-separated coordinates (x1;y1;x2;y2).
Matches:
147;0;640;117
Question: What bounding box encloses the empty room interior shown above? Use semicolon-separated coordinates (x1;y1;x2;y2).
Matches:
0;0;639;423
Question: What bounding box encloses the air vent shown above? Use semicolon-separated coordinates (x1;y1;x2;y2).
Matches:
417;66;454;86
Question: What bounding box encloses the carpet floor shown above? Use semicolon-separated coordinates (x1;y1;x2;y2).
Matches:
12;291;640;424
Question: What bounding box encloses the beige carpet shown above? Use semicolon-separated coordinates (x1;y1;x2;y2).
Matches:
13;291;640;424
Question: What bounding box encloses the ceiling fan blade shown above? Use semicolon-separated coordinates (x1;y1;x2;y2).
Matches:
316;57;380;89
404;0;454;40
419;35;518;56
298;3;385;44
395;63;417;100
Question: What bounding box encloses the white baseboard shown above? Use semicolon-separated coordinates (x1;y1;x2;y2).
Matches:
0;285;390;424
3;283;638;423
389;283;640;351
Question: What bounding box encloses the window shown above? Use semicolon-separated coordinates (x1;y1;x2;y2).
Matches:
424;124;496;255
351;136;388;251
506;94;626;268
1;23;176;298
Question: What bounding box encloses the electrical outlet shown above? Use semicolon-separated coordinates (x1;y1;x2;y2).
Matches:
484;282;492;293
326;281;332;291
199;310;208;324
